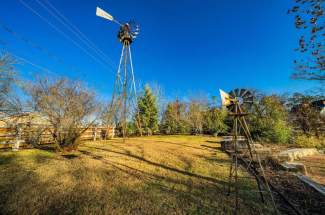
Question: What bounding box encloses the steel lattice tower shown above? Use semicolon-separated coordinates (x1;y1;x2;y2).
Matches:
96;7;141;138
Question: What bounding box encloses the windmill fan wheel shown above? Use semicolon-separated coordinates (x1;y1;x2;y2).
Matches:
227;88;254;112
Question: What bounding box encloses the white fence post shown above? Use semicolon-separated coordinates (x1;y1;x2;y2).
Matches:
12;125;22;151
93;127;97;141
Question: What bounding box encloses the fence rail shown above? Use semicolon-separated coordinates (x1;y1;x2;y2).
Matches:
0;126;115;150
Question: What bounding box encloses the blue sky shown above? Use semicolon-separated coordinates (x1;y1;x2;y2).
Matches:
0;0;317;101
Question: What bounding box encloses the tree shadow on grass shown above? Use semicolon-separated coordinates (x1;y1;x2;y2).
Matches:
78;148;268;214
200;144;222;151
33;144;58;152
79;148;226;189
139;139;211;151
61;154;79;159
83;146;227;186
0;154;16;165
78;149;230;210
201;156;231;165
205;140;220;144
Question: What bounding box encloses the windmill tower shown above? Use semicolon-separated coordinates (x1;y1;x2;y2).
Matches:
96;7;141;138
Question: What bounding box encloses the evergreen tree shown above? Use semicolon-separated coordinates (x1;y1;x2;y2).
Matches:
160;99;189;134
203;107;228;135
135;85;159;135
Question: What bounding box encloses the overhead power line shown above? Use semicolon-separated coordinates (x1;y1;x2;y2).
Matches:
0;20;83;74
39;0;117;70
12;53;58;77
18;0;113;71
3;45;94;87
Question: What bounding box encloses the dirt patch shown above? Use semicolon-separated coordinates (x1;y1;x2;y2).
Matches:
299;155;325;185
265;162;325;214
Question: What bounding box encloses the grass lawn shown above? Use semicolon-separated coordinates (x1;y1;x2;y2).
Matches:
0;135;272;214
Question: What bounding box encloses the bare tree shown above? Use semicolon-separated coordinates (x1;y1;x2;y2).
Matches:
288;0;324;81
150;82;166;120
0;52;22;117
26;77;98;150
187;95;208;134
288;92;324;137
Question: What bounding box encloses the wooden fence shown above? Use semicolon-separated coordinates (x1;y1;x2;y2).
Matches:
0;126;115;150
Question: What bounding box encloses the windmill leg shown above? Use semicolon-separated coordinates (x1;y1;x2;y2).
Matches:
234;153;239;213
237;117;265;203
239;113;278;213
122;41;129;140
227;156;234;195
228;113;238;196
109;43;125;131
128;45;142;136
233;114;239;213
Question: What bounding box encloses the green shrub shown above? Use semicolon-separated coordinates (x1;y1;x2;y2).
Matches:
294;135;325;149
267;120;292;144
250;95;292;144
203;108;228;135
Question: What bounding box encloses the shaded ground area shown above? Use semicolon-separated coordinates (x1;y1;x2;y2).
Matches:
266;168;325;215
299;155;325;185
0;135;273;214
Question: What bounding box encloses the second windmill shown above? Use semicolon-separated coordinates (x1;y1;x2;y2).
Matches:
96;7;141;138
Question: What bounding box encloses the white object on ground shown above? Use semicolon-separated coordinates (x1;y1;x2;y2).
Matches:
282;162;308;175
12;140;22;151
278;148;319;162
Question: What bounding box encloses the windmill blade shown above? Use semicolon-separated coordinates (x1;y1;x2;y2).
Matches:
234;88;240;97
229;88;240;98
96;7;114;21
242;91;254;104
240;89;249;98
230;88;254;104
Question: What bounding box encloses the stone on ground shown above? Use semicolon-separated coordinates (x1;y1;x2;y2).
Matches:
278;148;319;162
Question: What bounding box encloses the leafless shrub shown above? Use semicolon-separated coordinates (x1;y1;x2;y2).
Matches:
26;77;98;151
0;52;22;118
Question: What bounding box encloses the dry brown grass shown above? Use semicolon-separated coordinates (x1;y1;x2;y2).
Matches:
0;135;272;214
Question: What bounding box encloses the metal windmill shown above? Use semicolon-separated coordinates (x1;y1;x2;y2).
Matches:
96;7;141;138
219;89;277;214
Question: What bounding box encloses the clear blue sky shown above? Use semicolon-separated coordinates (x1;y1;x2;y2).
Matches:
0;0;316;101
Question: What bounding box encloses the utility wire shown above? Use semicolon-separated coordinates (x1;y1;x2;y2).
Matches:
0;20;84;74
12;53;59;77
0;39;67;78
40;0;117;70
5;47;95;88
0;34;102;91
18;0;112;71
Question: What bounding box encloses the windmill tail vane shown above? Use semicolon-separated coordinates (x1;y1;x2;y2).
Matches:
219;89;232;107
96;6;121;25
